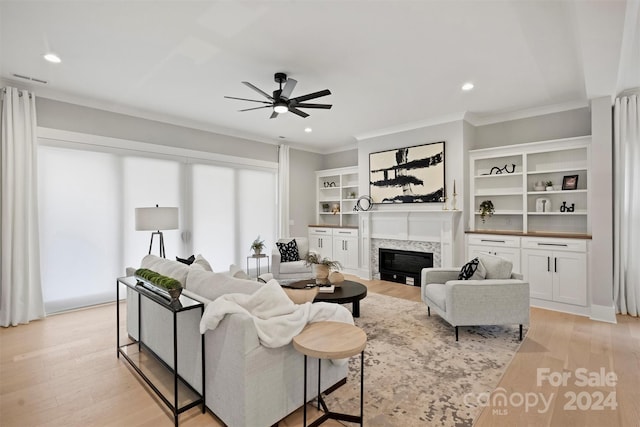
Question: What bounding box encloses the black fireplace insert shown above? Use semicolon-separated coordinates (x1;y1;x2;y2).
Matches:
379;248;433;286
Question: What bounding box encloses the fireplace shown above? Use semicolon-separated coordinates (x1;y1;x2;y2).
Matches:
379;248;433;286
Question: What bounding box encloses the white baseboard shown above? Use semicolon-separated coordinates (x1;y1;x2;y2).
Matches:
590;304;618;323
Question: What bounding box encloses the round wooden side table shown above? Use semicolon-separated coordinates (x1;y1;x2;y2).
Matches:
292;321;367;427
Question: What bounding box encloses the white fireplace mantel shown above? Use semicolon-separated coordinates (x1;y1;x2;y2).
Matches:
357;209;463;278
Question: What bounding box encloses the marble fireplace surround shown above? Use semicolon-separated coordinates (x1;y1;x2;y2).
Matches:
359;210;462;280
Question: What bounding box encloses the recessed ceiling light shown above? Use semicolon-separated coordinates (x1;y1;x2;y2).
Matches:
461;82;474;91
304;127;312;133
43;53;61;63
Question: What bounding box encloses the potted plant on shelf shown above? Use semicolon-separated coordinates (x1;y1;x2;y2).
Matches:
304;252;342;285
322;203;330;212
250;235;265;255
545;181;553;191
479;200;495;223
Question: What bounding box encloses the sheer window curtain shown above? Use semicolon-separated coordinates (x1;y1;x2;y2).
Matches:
1;87;45;327
278;144;290;238
613;91;640;316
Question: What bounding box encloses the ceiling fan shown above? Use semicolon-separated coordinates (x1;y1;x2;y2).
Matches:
225;72;332;119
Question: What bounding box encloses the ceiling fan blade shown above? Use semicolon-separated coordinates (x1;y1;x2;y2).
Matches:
270;110;279;119
295;103;332;109
242;81;274;101
224;96;272;104
280;78;297;100
239;105;272;112
288;107;309;118
290;89;331;103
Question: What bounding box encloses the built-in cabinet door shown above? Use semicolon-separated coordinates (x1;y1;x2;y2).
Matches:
553;251;587;306
333;236;358;269
522;249;587;306
522;250;554;301
308;228;333;259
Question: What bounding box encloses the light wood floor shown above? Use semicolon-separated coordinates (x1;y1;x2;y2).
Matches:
1;277;638;426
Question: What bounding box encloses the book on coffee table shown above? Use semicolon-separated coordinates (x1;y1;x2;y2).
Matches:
318;285;335;293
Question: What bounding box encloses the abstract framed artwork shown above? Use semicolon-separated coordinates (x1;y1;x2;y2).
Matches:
369;141;445;204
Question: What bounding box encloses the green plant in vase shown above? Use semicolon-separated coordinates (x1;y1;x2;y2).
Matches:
304;252;342;285
479;200;495;223
251;235;265;255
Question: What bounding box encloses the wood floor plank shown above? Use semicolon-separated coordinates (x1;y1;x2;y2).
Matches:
1;278;639;426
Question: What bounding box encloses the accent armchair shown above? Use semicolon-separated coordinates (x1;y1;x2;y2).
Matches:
421;266;530;341
271;237;313;280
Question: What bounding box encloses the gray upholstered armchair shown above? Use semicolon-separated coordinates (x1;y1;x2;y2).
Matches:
421;254;530;341
271;237;313;280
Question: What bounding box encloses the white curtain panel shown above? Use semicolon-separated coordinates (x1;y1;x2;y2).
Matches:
613;92;640;316
0;87;45;326
278;144;290;238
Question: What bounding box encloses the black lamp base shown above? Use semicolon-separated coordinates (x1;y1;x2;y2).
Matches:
148;231;166;258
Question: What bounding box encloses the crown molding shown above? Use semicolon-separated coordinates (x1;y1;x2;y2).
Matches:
466;100;590;126
354;112;467;141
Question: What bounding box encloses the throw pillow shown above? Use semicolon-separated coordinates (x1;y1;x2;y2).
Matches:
276;239;300;262
193;254;213;272
477;253;513;279
176;254;195;265
229;264;251;280
458;257;487;280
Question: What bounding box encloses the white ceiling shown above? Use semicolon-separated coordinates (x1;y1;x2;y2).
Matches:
1;0;638;153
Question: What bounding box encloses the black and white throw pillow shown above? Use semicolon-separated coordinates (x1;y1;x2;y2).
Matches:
276;239;300;262
458;257;486;280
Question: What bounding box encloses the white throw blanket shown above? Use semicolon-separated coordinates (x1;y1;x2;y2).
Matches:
199;279;354;348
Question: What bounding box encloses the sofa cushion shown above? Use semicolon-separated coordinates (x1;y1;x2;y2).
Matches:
279;260;310;274
230;264;251;280
141;254;190;286
425;283;446;311
478;253;513;279
276;239;300;262
193;254;214;271
186;269;261;301
458;257;487;280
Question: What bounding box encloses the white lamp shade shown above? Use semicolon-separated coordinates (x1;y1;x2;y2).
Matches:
135;207;179;231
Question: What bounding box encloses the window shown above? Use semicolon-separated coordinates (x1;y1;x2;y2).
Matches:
38;133;277;313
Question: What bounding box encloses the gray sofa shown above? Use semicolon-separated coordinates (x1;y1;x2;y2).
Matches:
420;254;530;341
125;255;347;427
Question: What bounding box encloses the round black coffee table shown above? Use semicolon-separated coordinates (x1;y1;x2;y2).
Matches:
314;280;368;317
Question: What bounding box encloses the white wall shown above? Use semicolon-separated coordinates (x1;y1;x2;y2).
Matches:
36;97;278;162
289;148;324;237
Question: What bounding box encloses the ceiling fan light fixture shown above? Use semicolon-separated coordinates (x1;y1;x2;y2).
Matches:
273;102;288;114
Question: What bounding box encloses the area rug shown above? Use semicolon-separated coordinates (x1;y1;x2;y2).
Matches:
322;293;525;426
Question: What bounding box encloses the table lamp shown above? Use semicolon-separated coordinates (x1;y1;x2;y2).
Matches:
135;205;179;258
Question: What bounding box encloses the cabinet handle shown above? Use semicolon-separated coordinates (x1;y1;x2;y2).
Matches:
481;239;506;243
345;240;348;251
547;257;550;272
555;257;557;273
537;243;568;247
338;231;349;234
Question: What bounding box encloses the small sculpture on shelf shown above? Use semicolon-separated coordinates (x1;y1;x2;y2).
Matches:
479;200;495;223
482;163;516;175
560;201;575;213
